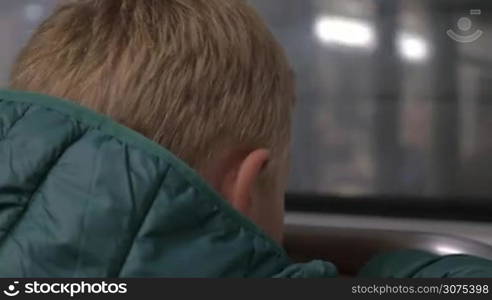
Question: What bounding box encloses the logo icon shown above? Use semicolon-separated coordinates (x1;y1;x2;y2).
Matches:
447;9;483;43
3;282;20;297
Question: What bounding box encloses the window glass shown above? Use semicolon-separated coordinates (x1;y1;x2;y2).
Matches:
250;0;492;198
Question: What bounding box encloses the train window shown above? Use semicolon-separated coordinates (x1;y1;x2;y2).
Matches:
245;0;492;223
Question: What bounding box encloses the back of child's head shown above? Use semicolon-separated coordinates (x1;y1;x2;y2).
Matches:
10;0;295;173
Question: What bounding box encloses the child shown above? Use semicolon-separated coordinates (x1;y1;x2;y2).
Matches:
1;0;491;277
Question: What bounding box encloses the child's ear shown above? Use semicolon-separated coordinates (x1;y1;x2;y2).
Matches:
221;149;270;217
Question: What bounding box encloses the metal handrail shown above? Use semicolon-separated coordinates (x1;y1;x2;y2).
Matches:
284;223;492;276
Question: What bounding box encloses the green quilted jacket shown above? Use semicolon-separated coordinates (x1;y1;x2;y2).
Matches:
0;89;491;278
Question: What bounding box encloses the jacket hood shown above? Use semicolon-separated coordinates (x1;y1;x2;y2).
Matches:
0;90;336;278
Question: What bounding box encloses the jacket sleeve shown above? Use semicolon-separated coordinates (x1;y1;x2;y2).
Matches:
358;250;492;278
273;260;338;278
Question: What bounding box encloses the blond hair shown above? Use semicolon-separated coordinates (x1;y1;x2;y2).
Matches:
10;0;294;171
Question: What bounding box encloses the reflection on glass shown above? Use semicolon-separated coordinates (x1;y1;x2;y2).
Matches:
398;33;429;63
315;16;376;49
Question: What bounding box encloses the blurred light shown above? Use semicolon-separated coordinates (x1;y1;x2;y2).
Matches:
24;4;44;22
435;245;464;256
315;16;375;49
315;16;429;63
398;33;429;63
